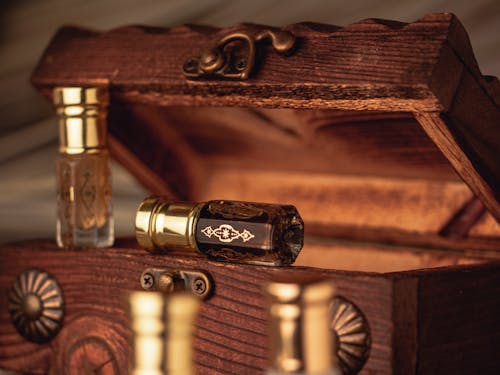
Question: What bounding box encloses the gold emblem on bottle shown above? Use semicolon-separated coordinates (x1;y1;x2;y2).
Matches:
201;224;255;243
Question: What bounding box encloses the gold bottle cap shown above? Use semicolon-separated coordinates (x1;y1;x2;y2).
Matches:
53;86;109;154
165;294;200;375
129;291;200;375
135;197;201;252
129;291;166;375
264;278;338;375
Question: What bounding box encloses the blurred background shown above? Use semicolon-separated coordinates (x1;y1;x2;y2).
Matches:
1;0;499;243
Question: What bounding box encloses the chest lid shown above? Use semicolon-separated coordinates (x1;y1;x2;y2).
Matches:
31;13;500;255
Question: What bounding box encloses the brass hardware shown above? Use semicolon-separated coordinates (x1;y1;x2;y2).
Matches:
54;86;108;154
140;267;213;300
264;279;341;374
129;291;200;375
136;199;202;251
183;28;296;80
7;269;64;343
330;296;371;375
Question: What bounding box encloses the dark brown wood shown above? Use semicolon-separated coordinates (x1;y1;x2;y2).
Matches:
198;168;500;253
415;109;500;224
439;197;486;238
12;13;500;375
111;106;459;185
0;243;499;374
30;13;500;226
32;15;461;111
0;242;391;374
392;277;418;374
416;264;500;374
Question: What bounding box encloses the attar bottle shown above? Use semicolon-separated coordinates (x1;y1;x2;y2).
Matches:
264;279;341;375
129;291;200;375
54;87;114;248
135;198;304;265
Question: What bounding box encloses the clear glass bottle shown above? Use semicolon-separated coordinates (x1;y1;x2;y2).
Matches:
129;291;200;375
54;87;113;248
135;198;304;265
264;279;342;375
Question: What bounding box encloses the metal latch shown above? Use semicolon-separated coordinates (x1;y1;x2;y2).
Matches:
140;267;214;300
183;28;296;80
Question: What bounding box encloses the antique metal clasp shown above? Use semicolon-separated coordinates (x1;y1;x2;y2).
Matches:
140;267;213;300
183;28;296;80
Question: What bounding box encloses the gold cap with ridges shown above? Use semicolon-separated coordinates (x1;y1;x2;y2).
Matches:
264;278;340;374
53;86;109;154
129;291;165;375
129;291;200;375
135;197;202;252
165;293;200;375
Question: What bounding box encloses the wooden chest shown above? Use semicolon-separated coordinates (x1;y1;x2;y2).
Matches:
1;13;499;374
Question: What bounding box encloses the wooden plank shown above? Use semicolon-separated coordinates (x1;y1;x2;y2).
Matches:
0;242;395;374
415;264;500;374
144;107;458;182
1;243;498;373
31;14;469;112
30;13;500;227
201;169;471;233
295;241;485;273
438;197;486;238
200;169;500;253
392;277;418;375
415;109;500;224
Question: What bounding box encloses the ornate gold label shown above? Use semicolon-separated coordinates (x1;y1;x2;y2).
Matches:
201;224;255;243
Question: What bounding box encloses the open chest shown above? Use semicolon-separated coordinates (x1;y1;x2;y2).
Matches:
0;13;499;374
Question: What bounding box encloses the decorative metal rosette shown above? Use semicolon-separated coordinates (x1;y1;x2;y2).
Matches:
330;296;371;374
8;269;64;343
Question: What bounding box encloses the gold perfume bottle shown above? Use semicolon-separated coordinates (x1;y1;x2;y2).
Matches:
264;279;341;375
135;197;304;265
54;86;113;248
129;291;200;375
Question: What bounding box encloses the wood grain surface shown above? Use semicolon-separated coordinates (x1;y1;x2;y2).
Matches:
0;242;393;375
0;242;499;374
18;13;500;374
30;13;500;228
417;264;500;374
31;13;481;112
31;17;446;111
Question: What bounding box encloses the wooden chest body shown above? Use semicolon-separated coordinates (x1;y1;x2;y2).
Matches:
1;13;499;374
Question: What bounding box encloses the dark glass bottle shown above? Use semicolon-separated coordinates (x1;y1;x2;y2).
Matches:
135;198;304;266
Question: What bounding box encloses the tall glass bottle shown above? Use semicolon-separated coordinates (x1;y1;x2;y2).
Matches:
54;87;113;248
264;279;341;375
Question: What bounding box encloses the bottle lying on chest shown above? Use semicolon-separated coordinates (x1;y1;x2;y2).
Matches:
135;198;304;266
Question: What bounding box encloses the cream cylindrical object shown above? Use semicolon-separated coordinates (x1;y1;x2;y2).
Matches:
264;279;341;375
129;291;200;375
